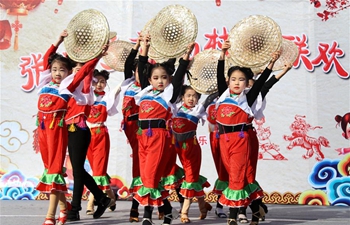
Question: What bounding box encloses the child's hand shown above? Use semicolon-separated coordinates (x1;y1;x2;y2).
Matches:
221;39;231;52
59;30;68;41
275;62;293;79
270;50;281;63
134;34;143;50
54;30;67;47
141;34;151;49
185;42;196;55
282;62;293;73
98;44;109;58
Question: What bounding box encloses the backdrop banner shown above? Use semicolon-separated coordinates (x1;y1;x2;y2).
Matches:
0;0;349;206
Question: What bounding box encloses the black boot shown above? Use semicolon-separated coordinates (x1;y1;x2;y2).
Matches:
67;209;80;221
93;194;112;219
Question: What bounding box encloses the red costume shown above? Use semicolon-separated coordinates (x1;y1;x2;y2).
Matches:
87;90;119;190
206;100;229;195
172;103;210;199
36;45;95;193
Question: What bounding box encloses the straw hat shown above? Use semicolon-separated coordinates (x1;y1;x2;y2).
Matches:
188;49;220;95
228;15;282;68
103;40;137;72
272;39;298;71
140;18;167;62
149;4;198;59
109;31;117;39
250;39;299;73
64;9;110;63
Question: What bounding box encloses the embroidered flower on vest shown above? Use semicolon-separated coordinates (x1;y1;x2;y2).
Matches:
209;108;217;121
140;102;154;113
40;96;53;108
89;107;101;118
220;106;235;117
122;98;132;112
173;119;185;129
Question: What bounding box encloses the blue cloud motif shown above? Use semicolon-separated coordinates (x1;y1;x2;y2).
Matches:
0;170;40;200
331;198;350;206
326;176;350;205
308;159;341;190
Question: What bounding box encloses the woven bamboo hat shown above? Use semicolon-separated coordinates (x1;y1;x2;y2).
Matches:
250;38;298;73
149;4;198;59
140;18;167;62
64;9;110;63
103;40;137;72
228;15;282;68
272;39;298;71
109;31;117;39
189;49;232;95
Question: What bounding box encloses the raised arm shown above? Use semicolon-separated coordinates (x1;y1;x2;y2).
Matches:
260;62;292;100
43;30;67;70
124;35;141;80
67;45;108;93
138;34;151;89
170;42;195;103
247;51;280;106
202;92;219;109
217;40;230;96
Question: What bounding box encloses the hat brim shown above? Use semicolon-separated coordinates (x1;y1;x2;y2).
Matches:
64;9;110;63
103;40;137;72
188;49;221;95
228;15;282;68
150;4;198;59
272;39;298;71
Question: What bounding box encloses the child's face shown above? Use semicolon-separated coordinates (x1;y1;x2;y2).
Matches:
93;75;107;92
51;61;69;84
228;70;247;94
72;63;84;74
345;123;350;139
148;67;170;91
182;88;199;107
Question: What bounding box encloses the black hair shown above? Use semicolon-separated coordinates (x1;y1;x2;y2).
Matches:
93;69;110;81
227;66;254;84
48;53;73;71
181;84;201;99
132;58;139;72
135;58;153;78
149;58;176;78
66;55;85;68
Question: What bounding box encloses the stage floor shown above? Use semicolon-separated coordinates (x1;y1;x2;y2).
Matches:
0;200;349;225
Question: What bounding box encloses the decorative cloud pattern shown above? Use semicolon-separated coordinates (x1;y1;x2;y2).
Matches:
326;177;350;206
298;189;329;205
337;154;350;177
0;170;39;200
0;121;29;153
0;155;18;173
308;159;341;190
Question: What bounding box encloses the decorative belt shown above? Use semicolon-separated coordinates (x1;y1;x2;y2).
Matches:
173;131;196;142
139;119;166;129
127;114;139;121
218;124;252;134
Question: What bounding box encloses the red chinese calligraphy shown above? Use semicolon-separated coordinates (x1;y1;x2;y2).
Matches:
283;34;313;71
19;53;44;92
203;27;228;50
311;41;349;79
198;135;208;146
283;34;348;79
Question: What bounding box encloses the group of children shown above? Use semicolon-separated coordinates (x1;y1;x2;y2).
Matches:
35;31;292;225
